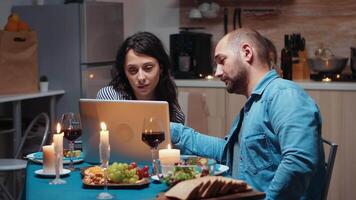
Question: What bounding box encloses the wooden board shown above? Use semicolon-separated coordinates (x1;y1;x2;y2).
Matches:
156;190;265;200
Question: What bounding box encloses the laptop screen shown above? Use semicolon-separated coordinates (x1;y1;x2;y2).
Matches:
79;99;171;164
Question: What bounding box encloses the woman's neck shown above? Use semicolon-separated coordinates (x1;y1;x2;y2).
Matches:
134;93;156;101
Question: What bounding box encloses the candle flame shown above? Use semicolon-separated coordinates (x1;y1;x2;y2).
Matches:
167;144;171;149
56;123;61;133
100;122;107;131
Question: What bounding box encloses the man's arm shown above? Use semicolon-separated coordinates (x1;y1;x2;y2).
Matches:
266;88;323;199
170;122;227;162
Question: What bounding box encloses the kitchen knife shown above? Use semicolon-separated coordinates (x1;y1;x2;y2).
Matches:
233;7;242;29
223;8;228;35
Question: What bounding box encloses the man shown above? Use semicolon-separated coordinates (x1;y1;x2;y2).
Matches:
170;28;326;200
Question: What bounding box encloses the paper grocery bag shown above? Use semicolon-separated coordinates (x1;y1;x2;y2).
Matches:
0;30;39;95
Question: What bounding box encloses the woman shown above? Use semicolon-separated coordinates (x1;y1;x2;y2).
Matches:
97;32;185;124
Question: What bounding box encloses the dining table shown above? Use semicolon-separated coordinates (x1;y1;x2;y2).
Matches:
25;161;265;200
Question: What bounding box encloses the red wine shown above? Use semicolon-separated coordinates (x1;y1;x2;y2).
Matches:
62;129;82;141
142;132;165;148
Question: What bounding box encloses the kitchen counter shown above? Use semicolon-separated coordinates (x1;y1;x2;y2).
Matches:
175;79;356;91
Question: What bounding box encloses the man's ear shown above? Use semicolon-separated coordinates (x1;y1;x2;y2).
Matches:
241;43;253;64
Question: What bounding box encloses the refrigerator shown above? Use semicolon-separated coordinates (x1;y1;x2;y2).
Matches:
13;2;123;116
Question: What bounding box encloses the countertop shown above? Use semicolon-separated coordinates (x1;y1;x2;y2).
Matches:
175;79;356;91
0;90;65;103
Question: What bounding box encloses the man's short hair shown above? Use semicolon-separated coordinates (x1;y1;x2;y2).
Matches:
227;28;269;64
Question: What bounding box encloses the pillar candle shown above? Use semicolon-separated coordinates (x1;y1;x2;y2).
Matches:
53;123;64;173
159;144;180;165
42;144;55;173
100;122;109;147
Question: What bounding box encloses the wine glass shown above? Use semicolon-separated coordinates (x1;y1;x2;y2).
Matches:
61;112;82;171
142;117;165;176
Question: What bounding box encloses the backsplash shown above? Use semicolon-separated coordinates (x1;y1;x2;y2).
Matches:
179;0;356;73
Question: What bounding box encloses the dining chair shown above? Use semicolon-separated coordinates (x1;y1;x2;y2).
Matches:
0;112;50;200
321;138;338;200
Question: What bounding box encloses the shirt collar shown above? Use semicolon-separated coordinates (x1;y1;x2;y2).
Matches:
251;70;279;96
244;70;279;111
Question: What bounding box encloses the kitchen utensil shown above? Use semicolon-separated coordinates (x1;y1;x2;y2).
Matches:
307;57;348;74
233;7;242;29
223;8;228;34
189;8;202;19
351;47;356;74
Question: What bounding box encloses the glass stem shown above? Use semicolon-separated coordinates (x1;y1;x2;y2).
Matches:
55;153;60;180
151;148;159;175
69;141;74;170
103;165;108;193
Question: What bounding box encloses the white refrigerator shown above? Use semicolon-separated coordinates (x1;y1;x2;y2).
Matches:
13;1;123;115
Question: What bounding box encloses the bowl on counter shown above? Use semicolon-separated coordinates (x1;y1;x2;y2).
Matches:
307;57;348;74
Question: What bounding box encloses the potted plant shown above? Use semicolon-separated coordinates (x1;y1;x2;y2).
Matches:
39;75;49;92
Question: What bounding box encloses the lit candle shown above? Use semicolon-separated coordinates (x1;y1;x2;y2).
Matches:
42;143;55;173
159;144;180;165
53;123;64;172
100;122;109;147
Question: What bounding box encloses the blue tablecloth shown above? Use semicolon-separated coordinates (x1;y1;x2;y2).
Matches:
26;162;168;200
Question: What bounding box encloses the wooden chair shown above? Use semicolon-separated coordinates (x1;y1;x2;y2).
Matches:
0;112;50;200
321;138;338;200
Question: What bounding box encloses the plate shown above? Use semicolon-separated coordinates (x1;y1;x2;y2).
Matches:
215;164;229;175
26;152;83;164
35;169;71;177
82;178;150;189
81;166;150;189
151;163;229;181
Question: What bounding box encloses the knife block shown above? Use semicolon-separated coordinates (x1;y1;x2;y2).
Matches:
292;50;310;80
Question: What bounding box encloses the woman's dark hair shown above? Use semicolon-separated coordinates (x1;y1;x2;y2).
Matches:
110;32;180;122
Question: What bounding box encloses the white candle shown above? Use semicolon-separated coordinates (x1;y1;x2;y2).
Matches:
159;144;180;165
53;123;64;173
100;122;109;147
99;122;110;163
42;144;55;173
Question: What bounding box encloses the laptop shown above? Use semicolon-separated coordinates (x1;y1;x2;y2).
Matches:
79;99;171;164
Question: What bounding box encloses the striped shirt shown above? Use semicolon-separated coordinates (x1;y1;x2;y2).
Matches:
96;86;185;124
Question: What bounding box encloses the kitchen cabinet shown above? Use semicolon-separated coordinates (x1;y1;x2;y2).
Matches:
177;87;226;138
307;90;356;200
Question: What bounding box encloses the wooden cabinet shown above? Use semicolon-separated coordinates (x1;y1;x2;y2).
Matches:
307;90;356;200
177;87;226;138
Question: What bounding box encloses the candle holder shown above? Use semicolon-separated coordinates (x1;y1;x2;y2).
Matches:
49;140;66;185
96;142;114;199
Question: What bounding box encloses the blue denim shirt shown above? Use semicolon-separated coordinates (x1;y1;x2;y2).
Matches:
171;70;326;200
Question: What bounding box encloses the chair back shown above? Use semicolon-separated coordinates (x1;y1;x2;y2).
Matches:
15;113;50;158
321;138;338;200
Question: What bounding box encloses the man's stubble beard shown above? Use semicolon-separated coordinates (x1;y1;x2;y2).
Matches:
226;63;248;95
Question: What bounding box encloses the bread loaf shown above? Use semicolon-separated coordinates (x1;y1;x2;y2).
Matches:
165;176;249;199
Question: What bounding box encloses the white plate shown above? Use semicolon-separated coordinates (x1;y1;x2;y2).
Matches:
214;164;229;175
26;152;83;164
35;169;71;177
151;164;229;181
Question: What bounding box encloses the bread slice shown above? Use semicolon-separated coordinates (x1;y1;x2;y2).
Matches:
165;176;250;199
197;176;212;197
165;178;203;200
201;176;221;198
219;178;233;195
